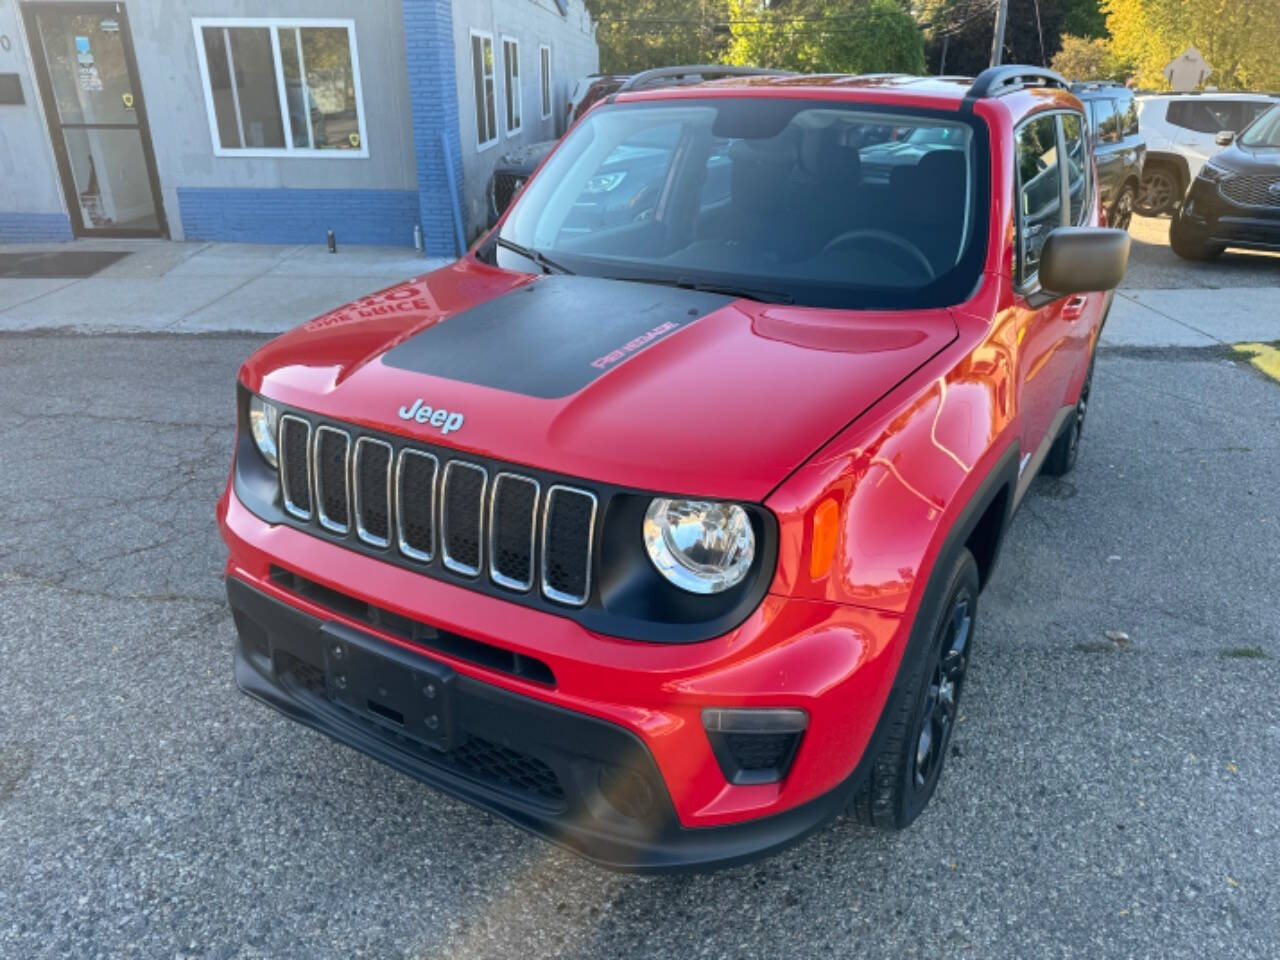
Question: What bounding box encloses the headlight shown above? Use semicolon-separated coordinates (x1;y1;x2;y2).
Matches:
248;395;280;468
643;499;755;594
1199;159;1230;182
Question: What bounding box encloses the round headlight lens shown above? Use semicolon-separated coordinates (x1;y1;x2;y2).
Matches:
248;395;280;468
643;499;755;594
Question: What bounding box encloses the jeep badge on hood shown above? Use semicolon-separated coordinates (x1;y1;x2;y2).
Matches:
398;398;465;435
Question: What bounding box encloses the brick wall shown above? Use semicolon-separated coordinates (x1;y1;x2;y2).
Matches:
177;188;420;246
0;213;74;243
402;0;466;257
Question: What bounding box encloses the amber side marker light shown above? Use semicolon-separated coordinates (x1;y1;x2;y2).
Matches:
810;498;841;580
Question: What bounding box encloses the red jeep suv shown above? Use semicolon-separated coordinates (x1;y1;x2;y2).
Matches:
218;66;1129;871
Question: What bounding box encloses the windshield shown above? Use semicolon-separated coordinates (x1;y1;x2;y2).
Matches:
494;98;987;310
1239;104;1280;148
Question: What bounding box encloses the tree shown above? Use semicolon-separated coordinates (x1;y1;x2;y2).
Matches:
586;0;732;74
724;0;926;74
1060;0;1107;38
922;0;1065;76
1050;33;1129;81
1104;0;1280;90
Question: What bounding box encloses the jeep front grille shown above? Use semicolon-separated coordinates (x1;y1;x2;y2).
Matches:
273;413;599;607
1219;174;1280;209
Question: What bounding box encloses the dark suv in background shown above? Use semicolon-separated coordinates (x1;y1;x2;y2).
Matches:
1071;84;1145;230
1171;102;1280;259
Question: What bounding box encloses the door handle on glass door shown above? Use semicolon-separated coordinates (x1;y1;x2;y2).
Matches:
1062;295;1089;320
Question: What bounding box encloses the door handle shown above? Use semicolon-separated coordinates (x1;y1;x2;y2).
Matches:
1062;295;1089;320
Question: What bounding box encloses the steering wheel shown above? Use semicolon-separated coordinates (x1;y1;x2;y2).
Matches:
820;229;936;280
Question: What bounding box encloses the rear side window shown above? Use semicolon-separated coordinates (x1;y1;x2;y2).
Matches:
1062;113;1088;225
1120;95;1139;136
1238;101;1274;129
1015;115;1062;284
1093;99;1121;143
1167;99;1235;134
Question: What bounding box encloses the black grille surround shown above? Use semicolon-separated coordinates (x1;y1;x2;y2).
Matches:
234;393;778;644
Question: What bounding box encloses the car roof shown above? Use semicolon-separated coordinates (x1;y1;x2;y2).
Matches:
614;71;1082;121
1136;91;1279;100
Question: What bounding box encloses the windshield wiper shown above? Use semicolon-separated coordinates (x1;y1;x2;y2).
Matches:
495;237;573;275
608;275;795;305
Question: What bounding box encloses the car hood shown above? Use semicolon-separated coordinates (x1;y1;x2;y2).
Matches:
494;140;557;174
241;260;958;502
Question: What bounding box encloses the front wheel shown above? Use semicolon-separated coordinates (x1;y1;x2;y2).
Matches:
851;549;979;830
1169;215;1225;261
1043;352;1094;477
1109;183;1136;232
1137;165;1181;216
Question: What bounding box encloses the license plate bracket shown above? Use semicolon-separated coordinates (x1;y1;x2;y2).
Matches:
319;621;459;751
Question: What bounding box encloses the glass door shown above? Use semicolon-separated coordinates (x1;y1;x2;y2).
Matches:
23;2;167;237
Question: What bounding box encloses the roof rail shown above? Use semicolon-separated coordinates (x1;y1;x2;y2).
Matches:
616;65;794;94
962;65;1069;110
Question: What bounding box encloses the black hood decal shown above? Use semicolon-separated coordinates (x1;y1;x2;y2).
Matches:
380;275;730;399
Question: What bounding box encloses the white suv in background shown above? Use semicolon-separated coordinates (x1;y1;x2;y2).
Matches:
1135;93;1277;215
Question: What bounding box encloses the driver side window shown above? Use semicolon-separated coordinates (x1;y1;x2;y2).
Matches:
1015;115;1064;287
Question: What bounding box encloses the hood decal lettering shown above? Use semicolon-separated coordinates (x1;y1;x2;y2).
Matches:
380;275;730;399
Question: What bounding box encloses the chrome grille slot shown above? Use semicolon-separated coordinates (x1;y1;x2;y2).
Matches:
441;461;488;576
489;473;540;591
279;415;313;519
541;486;597;606
313;426;351;534
353;437;393;547
396;449;439;562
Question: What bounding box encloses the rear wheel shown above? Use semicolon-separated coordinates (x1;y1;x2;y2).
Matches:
851;549;978;830
1170;215;1225;261
1043;352;1094;477
1109;183;1136;231
1137;164;1181;217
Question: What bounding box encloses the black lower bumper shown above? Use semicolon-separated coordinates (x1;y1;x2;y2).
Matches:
226;577;851;872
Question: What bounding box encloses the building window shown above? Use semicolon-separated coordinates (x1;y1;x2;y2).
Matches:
192;18;367;158
540;45;552;120
471;30;497;149
502;37;521;136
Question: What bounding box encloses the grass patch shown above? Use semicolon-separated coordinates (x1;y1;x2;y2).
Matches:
1219;645;1269;660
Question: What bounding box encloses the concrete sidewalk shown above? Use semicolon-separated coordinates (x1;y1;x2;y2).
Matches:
0;239;448;335
1;238;1278;347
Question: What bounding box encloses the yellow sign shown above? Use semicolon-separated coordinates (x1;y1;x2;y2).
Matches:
121;92;134;109
349;132;360;148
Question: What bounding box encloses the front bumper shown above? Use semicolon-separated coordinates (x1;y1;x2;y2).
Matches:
230;576;864;871
1180;179;1280;251
219;487;910;870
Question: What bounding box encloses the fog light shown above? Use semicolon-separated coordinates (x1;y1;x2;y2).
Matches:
597;763;655;819
702;708;807;785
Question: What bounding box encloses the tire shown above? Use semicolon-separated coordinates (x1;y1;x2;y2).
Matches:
1043;351;1095;478
1169;215;1225;261
1109;183;1136;232
1136;164;1182;217
851;549;979;831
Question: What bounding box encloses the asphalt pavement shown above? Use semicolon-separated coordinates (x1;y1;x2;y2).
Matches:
1;224;1279;959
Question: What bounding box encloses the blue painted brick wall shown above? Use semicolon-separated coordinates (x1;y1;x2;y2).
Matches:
402;0;466;257
177;187;420;246
0;212;74;243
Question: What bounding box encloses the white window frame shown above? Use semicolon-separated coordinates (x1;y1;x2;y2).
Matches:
470;29;498;151
501;35;522;138
191;17;369;159
539;44;552;120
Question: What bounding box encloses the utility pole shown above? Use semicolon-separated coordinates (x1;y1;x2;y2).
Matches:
990;0;1009;67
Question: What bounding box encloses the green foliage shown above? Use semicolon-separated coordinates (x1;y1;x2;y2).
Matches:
1050;33;1130;80
586;0;731;74
724;0;925;74
921;0;1066;76
1104;0;1280;90
1060;0;1107;38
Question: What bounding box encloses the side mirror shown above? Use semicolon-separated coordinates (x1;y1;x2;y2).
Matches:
1215;130;1234;147
1037;227;1130;301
